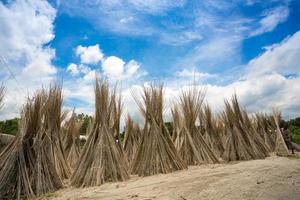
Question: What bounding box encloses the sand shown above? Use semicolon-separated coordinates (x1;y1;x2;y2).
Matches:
43;155;300;200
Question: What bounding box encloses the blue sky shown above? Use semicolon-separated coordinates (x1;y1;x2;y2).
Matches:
50;0;300;77
0;0;300;122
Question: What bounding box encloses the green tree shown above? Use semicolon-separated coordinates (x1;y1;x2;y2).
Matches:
0;118;19;135
77;113;92;135
286;117;300;144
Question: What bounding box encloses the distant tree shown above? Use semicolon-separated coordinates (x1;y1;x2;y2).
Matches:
288;117;300;127
286;117;300;144
77;113;92;135
0;118;19;135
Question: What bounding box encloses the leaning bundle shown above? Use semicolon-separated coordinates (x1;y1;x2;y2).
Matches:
202;104;224;158
272;110;289;156
131;84;187;176
222;94;269;161
64;111;81;170
71;78;129;187
0;89;63;199
123;115;140;166
174;87;219;165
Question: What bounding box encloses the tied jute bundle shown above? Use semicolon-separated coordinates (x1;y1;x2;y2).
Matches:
0;85;68;200
202;104;225;158
173;87;219;165
222;94;269;161
131;84;187;176
254;113;276;152
71;78;129;187
64;110;81;170
123;115;141;166
272;110;289;156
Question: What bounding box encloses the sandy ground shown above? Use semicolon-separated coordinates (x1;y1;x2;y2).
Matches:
44;155;300;200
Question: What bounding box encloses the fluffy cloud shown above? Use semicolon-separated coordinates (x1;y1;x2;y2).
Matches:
67;44;146;81
58;31;300;135
0;0;56;77
185;31;300;118
247;31;300;77
102;57;144;80
0;0;57;120
102;56;125;78
65;31;300;126
76;44;104;64
66;63;93;76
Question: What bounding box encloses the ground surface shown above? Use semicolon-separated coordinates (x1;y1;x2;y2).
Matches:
44;155;300;200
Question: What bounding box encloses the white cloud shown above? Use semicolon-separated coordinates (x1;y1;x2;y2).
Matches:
176;69;216;79
160;31;203;46
247;31;300;77
102;56;145;80
175;35;242;72
250;6;289;36
120;30;294;124
83;70;97;82
0;0;57;120
75;44;104;64
102;56;125;79
22;47;56;77
0;0;56;77
120;16;134;24
126;0;186;14
173;31;300;119
67;63;79;75
60;30;300;131
67;43;146;87
66;62;94;78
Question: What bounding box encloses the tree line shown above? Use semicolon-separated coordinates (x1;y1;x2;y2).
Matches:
0;115;300;144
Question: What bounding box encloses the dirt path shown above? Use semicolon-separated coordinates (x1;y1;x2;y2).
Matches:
44;156;300;200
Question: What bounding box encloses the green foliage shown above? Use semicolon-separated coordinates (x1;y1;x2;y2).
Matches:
289;125;300;144
77;113;92;135
284;117;300;144
119;132;125;143
288;117;300;127
0;118;19;135
165;122;173;137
